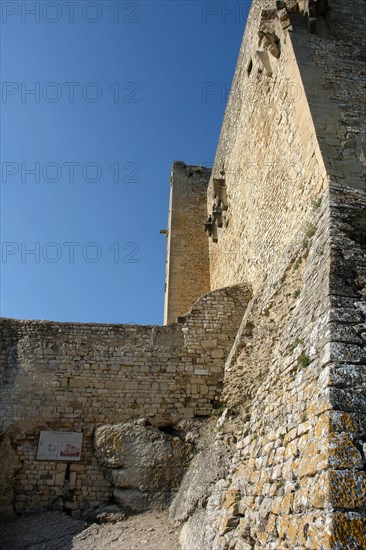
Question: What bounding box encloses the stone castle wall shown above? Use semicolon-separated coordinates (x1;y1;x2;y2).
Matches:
0;284;250;515
296;0;366;193
207;191;366;549
164;161;211;324
207;0;326;293
0;1;365;547
172;1;366;548
208;0;365;295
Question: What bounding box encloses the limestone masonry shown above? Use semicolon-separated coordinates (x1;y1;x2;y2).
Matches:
1;1;365;549
163;162;211;324
0;285;249;515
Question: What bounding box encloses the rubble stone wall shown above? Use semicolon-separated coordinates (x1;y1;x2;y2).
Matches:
0;284;250;516
202;189;366;549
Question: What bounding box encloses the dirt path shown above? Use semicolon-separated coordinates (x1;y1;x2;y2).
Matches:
0;510;181;550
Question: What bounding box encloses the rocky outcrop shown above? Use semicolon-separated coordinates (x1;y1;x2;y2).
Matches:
170;414;242;550
94;419;202;513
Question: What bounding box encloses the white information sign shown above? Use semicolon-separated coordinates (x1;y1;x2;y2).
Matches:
37;431;83;461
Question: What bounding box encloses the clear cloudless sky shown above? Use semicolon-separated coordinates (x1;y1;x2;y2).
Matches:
0;0;249;324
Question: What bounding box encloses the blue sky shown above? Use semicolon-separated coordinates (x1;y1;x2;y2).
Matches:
0;0;248;324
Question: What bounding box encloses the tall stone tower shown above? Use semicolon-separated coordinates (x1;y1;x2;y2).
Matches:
163;161;211;324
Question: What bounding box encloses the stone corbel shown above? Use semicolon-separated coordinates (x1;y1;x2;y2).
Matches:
212;203;223;228
300;0;329;34
204;175;228;241
213;178;228;228
256;49;273;77
256;28;281;77
204;215;213;236
204;216;218;242
276;1;293;32
258;31;281;59
213;177;227;203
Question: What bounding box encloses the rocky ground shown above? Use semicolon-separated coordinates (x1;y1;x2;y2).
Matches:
0;510;181;550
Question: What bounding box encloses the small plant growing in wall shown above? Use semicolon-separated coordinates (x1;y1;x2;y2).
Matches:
293;289;301;299
301;222;317;250
305;223;316;239
302;238;309;250
297;352;311;367
276;479;286;497
313;197;322;209
63;377;71;390
189;443;200;458
212;403;226;417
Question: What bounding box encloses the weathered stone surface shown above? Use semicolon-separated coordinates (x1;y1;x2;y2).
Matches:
170;0;366;547
179;509;218;550
0;435;22;515
113;489;172;513
87;504;126;524
329;470;366;509
94;419;197;512
331;512;366;549
170;424;233;523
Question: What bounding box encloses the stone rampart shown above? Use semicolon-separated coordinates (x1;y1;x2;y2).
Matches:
0;284;250;515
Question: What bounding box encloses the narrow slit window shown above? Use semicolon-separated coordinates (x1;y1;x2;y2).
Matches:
247;58;253;76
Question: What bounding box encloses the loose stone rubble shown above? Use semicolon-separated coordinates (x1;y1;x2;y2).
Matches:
0;510;181;550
